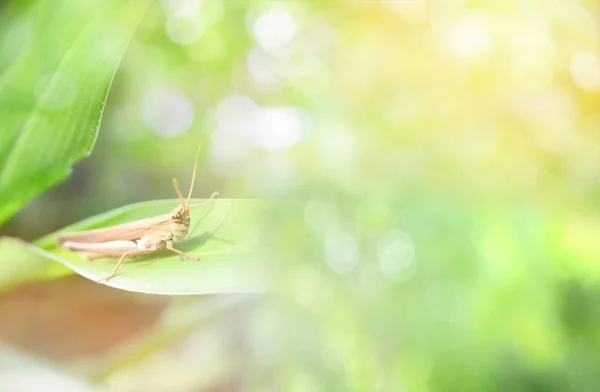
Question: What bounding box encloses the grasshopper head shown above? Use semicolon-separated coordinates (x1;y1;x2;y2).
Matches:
168;144;202;241
170;178;192;241
170;206;190;241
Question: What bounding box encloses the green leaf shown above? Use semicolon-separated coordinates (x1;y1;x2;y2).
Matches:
0;0;151;224
4;199;268;295
0;237;71;292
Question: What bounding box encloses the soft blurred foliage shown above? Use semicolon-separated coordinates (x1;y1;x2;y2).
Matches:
1;0;600;391
0;0;151;224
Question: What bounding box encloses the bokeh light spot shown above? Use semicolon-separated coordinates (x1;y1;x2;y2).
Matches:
324;228;359;275
216;95;260;134
247;48;282;87
253;107;303;151
570;51;600;92
252;8;297;52
448;12;491;60
162;0;205;15
378;230;415;281
209;95;258;178
141;89;195;137
166;12;206;45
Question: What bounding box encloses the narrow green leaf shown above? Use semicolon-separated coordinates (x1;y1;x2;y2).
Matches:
12;199;269;295
0;0;151;224
0;237;71;292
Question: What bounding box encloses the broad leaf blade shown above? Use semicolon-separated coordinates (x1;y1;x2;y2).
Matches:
30;199;269;295
0;237;71;292
0;0;151;224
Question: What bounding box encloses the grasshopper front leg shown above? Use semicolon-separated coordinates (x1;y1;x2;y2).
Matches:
166;240;200;261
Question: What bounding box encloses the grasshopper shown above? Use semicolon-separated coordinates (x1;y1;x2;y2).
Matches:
57;145;218;283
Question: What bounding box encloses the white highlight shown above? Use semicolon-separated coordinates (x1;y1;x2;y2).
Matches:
570;51;600;92
162;0;205;15
166;13;206;45
216;95;260;136
252;8;297;52
449;12;491;60
253;107;303;150
209;95;306;179
142;90;195;137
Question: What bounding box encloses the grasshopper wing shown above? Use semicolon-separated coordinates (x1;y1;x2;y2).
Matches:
57;213;172;245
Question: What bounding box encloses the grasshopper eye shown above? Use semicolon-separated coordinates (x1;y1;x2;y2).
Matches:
172;208;188;222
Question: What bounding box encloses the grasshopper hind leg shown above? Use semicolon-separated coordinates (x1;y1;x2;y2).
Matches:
98;248;155;283
98;241;199;283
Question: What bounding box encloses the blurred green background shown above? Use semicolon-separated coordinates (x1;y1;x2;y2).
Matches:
1;0;600;391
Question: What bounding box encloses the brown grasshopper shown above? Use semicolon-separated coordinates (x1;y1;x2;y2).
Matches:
57;145;218;283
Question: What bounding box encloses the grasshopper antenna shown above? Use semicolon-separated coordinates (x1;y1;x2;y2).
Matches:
187;143;202;208
172;178;186;208
189;191;219;208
